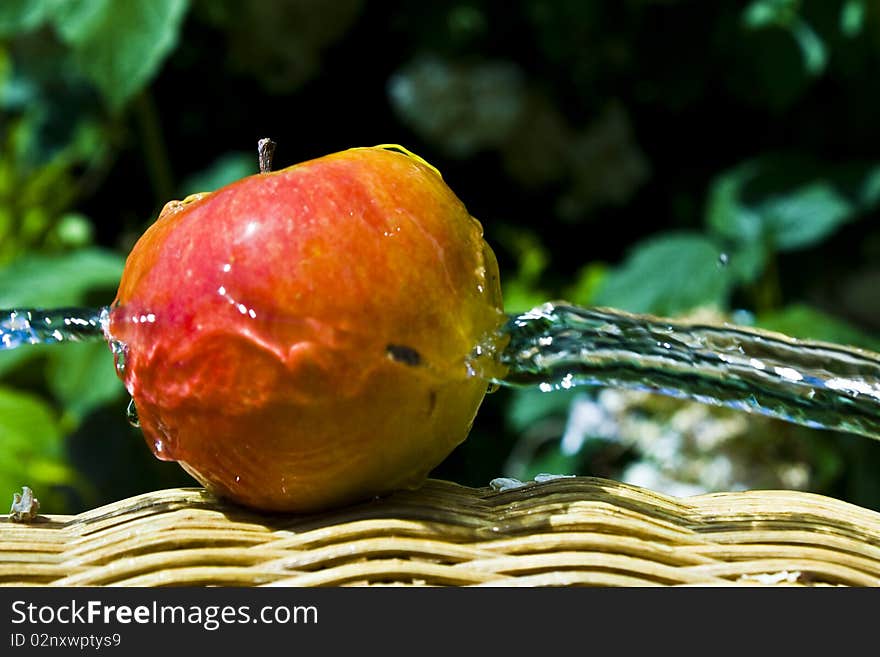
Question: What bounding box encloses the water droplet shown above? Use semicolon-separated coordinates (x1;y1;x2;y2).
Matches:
110;339;129;376
718;252;730;267
126;398;140;428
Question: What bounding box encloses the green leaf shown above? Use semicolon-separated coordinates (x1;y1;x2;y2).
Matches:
593;233;734;315
50;0;110;41
501;279;550;315
0;386;79;510
790;17;827;76
707;157;878;253
742;2;828;76
0;0;58;37
0;247;123;307
725;239;768;286
564;262;607;306
761;181;849;249
742;0;798;29
49;213;95;249
496;227;550;314
708;162;762;242
51;0;189;110
0;348;40;378
46;341;123;424
756;304;880;351
0;386;60;457
840;0;865;37
859;165;880;208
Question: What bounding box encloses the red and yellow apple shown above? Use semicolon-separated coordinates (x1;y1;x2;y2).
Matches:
108;146;505;512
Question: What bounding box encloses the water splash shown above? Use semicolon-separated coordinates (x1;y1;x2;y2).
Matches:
480;302;880;440
0;306;110;349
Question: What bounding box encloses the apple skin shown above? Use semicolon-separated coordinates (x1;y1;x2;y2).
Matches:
108;146;505;512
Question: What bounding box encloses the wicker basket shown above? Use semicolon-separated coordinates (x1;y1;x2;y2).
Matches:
2;477;879;586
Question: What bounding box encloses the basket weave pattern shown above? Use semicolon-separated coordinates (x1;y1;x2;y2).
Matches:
2;477;879;586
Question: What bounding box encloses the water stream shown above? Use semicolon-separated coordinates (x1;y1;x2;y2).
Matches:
4;302;880;440
482;302;880;440
0;307;109;349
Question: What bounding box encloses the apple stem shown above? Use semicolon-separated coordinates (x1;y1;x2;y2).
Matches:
258;138;276;174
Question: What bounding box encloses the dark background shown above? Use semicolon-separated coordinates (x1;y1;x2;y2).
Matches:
3;0;880;514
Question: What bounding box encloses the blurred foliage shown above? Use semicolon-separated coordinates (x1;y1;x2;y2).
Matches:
2;0;880;513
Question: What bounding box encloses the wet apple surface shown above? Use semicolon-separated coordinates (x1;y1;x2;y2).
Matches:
108;146;505;512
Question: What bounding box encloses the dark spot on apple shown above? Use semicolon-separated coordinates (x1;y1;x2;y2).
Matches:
386;344;422;366
427;389;437;416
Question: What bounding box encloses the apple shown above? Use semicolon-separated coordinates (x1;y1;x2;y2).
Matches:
108;146;505;512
